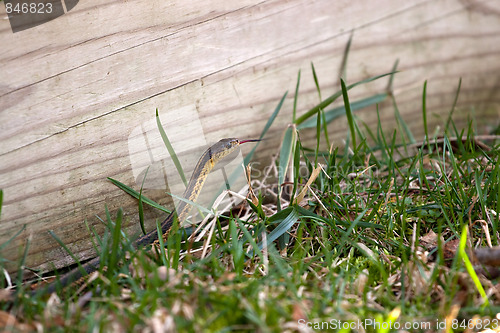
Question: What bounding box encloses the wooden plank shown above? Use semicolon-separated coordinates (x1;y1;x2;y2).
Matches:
0;0;499;277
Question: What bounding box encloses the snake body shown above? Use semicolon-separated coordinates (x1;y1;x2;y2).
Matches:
35;138;256;295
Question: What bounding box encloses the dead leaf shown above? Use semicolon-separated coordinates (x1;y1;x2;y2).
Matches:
444;239;460;263
0;310;34;332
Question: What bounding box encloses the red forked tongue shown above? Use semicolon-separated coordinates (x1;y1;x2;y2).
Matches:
239;139;261;144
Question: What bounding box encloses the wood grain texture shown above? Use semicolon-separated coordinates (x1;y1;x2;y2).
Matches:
0;0;499;277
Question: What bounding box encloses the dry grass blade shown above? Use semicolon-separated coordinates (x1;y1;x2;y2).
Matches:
293;166;321;205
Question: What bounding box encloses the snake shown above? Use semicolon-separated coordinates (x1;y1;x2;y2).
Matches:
33;138;258;295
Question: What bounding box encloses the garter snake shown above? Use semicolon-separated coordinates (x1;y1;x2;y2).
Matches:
35;138;258;295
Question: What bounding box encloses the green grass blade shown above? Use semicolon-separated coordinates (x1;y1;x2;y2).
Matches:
229;219;244;273
108;209;123;273
422;81;430;152
339;32;353;80
388;60;412;145
445;78;462;134
84;219;101;258
155;219;169;267
458;225;489;307
257;207;299;250
386;59;399;93
156;108;187;186
321;108;331;148
315;104;321;167
277;125;297;210
292;71;301;123
340;78;357;151
108;177;170;213
15;237;30;290
289;139;301;205
393;96;415;144
311;62;331;149
0;225;25;251
311;62;322;101
49;230;88;278
138;167;150;235
236;218;264;261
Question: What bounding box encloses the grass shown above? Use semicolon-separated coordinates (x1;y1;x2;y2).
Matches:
1;67;500;332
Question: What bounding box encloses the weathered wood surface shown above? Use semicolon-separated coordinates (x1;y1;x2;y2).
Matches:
0;0;499;277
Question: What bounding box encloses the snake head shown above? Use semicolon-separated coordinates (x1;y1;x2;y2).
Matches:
218;138;240;151
208;138;259;171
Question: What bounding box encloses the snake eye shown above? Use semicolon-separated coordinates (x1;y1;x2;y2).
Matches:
228;138;238;149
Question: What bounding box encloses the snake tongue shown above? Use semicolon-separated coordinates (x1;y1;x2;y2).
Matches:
239;139;261;144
